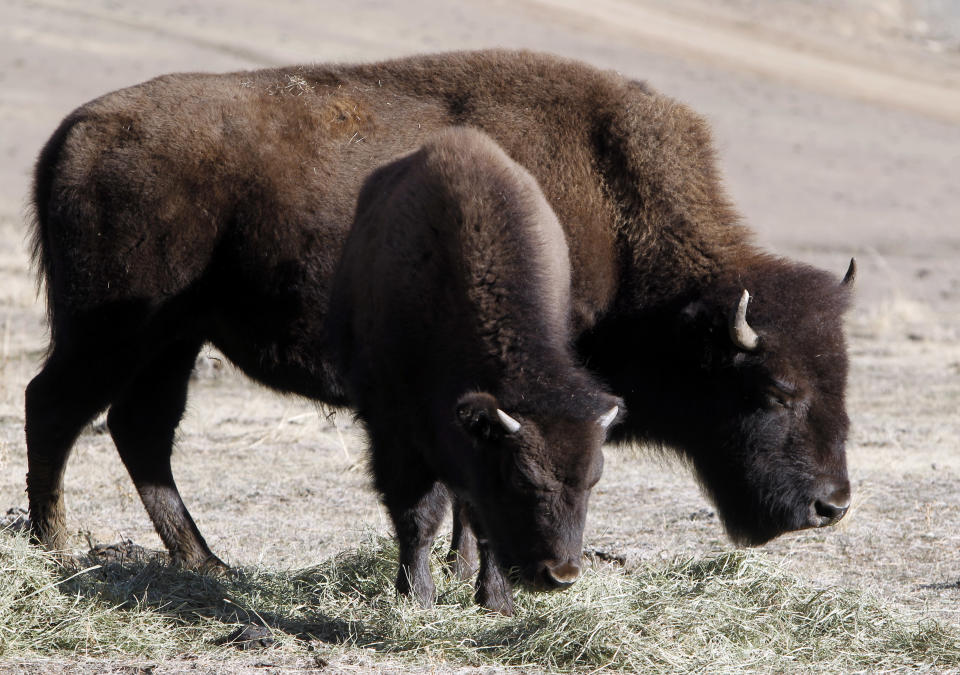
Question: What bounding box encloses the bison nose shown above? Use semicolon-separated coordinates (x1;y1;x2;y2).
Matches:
815;495;849;521
543;560;581;588
811;478;851;526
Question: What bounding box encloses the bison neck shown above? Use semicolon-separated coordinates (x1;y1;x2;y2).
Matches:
575;246;770;448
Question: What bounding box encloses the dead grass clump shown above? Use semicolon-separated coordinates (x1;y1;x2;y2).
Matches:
2;529;958;671
0;529;189;657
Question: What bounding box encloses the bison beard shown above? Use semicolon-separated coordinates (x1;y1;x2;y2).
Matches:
25;50;853;610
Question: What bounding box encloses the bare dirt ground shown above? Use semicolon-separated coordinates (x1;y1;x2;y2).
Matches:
1;0;959;667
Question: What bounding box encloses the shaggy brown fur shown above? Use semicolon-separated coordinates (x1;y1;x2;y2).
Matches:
327;127;619;613
26;50;853;588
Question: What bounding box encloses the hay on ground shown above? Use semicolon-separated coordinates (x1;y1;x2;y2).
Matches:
1;528;957;672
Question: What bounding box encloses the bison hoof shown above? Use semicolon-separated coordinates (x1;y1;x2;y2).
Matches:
197;556;230;575
174;552;230;575
476;583;514;616
29;521;69;553
396;568;437;608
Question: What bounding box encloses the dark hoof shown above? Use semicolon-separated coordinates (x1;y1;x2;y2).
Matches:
29;522;69;553
476;581;514;616
411;586;435;609
396;568;436;608
172;551;230;575
196;555;231;575
477;590;514;616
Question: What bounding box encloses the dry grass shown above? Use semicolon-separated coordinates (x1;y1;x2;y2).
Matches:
2;528;957;673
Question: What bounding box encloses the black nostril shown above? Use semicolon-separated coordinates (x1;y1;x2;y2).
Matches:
811;477;851;526
815;498;848;520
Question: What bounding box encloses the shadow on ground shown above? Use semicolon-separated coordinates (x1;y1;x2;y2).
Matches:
64;539;364;649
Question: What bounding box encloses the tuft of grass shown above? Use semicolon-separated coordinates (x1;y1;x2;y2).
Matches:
1;527;957;672
0;529;189;657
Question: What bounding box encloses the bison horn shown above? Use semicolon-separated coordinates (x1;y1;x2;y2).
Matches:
496;409;521;434
730;289;760;351
598;405;619;429
841;258;856;287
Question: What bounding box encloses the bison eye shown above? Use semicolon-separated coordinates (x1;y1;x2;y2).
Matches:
765;384;794;409
766;392;789;408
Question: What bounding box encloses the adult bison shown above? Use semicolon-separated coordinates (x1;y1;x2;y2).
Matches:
26;50;853;587
328;126;620;613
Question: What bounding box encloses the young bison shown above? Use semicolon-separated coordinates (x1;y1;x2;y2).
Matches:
26;50;853;597
327;127;620;613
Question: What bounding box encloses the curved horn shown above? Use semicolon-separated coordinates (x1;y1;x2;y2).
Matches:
729;289;760;351
598;405;619;429
496;409;521;434
841;257;856;287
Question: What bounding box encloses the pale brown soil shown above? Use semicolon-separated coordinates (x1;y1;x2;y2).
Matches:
1;0;958;671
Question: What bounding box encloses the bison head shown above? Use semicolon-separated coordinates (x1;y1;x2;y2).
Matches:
583;258;855;546
447;388;620;589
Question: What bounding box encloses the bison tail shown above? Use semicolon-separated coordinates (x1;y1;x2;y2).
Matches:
28;111;87;351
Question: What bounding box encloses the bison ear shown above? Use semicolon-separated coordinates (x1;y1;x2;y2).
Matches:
456;392;517;440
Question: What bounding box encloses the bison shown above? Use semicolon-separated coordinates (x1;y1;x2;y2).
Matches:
327;126;620;613
26;50;853;600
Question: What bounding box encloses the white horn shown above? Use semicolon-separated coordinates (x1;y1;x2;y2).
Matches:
598;405;619;429
730;289;760;351
496;409;521;434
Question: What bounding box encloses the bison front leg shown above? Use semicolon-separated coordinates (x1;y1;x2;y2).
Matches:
107;340;226;572
474;538;514;615
371;442;448;607
446;497;479;580
453;502;513;614
388;481;448;607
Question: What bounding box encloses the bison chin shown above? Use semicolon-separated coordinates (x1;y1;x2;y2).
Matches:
695;464;851;547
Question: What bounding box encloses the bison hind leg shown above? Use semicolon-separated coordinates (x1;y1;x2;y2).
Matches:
25;348;123;552
106;338;225;571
